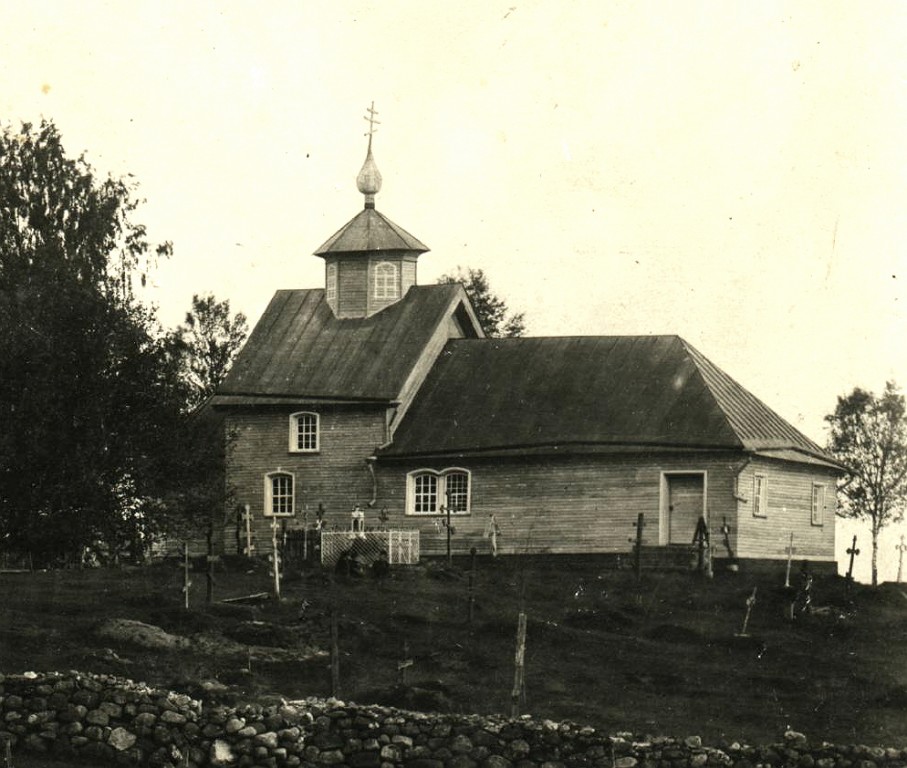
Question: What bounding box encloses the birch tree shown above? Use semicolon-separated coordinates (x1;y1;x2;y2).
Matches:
825;381;907;585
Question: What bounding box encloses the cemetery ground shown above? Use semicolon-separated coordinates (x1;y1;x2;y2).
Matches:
2;554;907;757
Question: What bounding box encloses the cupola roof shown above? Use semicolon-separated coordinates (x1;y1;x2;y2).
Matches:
314;103;428;257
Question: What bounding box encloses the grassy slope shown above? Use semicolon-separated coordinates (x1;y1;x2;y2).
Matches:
2;556;906;749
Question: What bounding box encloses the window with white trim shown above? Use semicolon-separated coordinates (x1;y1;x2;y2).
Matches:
289;412;319;453
406;469;471;515
265;471;294;517
326;263;337;303
753;474;767;517
811;483;825;526
374;261;398;300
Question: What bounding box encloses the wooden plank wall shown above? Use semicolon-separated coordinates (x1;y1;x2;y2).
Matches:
223;406;387;553
374;453;744;557
337;259;368;317
735;458;837;561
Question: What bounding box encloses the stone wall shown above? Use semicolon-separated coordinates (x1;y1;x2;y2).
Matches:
1;671;905;768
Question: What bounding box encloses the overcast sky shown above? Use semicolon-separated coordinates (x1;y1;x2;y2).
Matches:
3;1;905;582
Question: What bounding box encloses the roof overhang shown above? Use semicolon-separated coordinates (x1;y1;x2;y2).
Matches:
377;440;745;462
211;393;398;408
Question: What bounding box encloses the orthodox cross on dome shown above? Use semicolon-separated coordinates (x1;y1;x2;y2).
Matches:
363;101;380;149
357;101;383;208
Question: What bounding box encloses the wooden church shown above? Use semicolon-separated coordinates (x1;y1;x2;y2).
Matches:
211;119;843;569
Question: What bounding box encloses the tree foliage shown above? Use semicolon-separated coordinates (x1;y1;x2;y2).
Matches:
437;267;526;338
0;119;195;564
825;381;907;585
169;293;248;410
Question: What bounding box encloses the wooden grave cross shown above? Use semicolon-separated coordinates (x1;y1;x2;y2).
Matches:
720;517;735;558
897;535;907;584
846;535;860;581
397;640;414;685
242;504;255;557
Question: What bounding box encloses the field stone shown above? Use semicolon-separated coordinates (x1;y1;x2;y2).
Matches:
484;756;513;768
86;709;110;726
615;757;638;768
450;734;474;754
108;727;137;751
160;710;187;725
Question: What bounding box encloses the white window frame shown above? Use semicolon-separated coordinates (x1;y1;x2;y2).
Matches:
753;474;768;518
811;483;825;526
326;263;337;303
374;261;398;300
406;468;472;515
289;411;320;453
264;471;295;517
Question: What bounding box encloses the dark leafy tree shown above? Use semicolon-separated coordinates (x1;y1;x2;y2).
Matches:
169;293;248;410
438;267;526;337
825;381;907;585
0;119;185;565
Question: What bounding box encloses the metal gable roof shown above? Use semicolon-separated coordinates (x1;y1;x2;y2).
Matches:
213;284;464;404
314;208;429;256
381;335;836;463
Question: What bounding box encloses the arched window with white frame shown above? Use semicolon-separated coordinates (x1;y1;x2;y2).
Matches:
326;263;337;303
374;261;398;300
406;468;471;515
289;411;319;453
265;471;295;517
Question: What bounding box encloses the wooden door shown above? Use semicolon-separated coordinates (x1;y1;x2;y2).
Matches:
667;474;704;544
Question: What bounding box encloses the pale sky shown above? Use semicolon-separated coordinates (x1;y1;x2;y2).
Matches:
3;1;905;582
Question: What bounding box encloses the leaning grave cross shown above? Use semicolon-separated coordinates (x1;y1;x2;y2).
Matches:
846;535;860;581
735;587;758;637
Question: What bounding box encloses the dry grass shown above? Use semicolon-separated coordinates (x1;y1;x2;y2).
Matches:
2;554;906;750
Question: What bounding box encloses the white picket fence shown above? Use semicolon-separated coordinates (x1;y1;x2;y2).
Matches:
320;530;420;567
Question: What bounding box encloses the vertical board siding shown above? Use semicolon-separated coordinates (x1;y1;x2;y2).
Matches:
374;453;744;557
735;458;837;561
224;407;387;553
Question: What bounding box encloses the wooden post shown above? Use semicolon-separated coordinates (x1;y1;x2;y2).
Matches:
784;532;795;588
269;518;282;601
510;611;527;717
182;543;191;610
330;606;340;697
632;513;645;581
468;547;477;624
846;536;860;581
4;736;12;768
446;489;453;566
205;527;215;604
897;536;907;584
